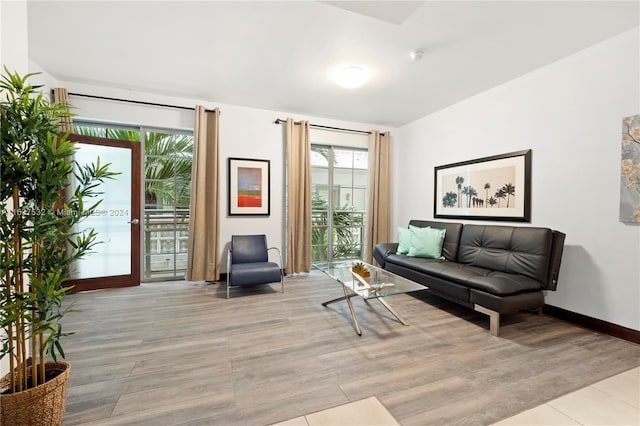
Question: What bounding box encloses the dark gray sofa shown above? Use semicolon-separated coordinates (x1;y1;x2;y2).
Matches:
373;220;566;336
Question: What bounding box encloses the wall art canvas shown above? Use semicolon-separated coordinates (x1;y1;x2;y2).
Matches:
228;157;270;216
434;150;531;222
620;114;640;223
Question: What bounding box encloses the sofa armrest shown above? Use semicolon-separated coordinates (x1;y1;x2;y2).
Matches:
545;230;566;291
372;243;399;268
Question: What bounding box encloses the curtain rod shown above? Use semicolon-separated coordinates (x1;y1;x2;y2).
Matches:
67;92;218;113
274;118;384;135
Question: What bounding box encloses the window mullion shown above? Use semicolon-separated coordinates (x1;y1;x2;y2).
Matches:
327;147;335;263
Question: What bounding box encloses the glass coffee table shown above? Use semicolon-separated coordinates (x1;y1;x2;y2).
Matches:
313;261;427;335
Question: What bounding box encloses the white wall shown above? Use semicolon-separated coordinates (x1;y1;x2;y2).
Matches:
395;28;640;331
1;0;28;74
60;81;385;275
0;0;31;381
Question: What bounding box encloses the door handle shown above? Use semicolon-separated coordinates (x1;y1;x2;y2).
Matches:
129;219;140;225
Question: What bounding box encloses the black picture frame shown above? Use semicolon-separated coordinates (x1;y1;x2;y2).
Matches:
228;157;270;216
434;149;531;222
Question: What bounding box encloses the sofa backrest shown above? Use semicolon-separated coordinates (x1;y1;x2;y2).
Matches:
457;224;553;286
408;220;463;262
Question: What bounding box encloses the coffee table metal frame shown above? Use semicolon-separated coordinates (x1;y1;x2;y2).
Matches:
314;261;427;335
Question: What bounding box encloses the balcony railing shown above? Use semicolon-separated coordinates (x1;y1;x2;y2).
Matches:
311;209;365;263
143;208;190;280
143;207;365;277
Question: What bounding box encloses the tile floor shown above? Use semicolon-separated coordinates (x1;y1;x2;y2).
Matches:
272;367;639;426
493;366;639;426
272;396;400;426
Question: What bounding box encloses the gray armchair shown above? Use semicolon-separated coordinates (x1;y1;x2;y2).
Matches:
226;234;283;298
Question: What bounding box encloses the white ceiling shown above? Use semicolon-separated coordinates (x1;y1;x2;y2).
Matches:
27;1;639;128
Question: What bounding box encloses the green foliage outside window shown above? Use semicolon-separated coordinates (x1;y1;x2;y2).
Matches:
311;192;364;262
73;126;193;207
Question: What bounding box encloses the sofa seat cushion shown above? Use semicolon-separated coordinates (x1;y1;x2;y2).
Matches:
386;254;488;281
466;272;543;296
385;254;444;271
385;255;542;296
230;262;282;286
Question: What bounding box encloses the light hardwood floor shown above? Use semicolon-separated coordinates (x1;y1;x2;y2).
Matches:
61;273;640;425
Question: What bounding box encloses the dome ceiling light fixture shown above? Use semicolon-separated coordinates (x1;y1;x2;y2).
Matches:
335;66;369;89
410;48;425;61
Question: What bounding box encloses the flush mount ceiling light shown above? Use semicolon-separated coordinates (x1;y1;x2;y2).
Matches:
410;48;425;61
335;66;368;89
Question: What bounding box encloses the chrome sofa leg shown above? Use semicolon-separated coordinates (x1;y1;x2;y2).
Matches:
474;305;500;337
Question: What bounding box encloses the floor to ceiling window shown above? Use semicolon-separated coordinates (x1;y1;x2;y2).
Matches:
311;145;368;263
73;121;194;281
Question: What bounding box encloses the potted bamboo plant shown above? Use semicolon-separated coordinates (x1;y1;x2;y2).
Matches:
0;68;115;425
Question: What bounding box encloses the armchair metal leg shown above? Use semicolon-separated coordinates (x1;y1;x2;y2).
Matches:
227;249;231;299
270;247;284;294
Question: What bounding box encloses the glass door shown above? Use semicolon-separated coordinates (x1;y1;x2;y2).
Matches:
311;145;368;263
64;134;141;291
73;122;194;281
142;130;194;280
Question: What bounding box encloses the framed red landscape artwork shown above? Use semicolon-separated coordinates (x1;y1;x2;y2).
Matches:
228;157;270;216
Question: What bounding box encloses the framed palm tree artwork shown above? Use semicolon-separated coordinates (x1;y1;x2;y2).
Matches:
434;150;531;222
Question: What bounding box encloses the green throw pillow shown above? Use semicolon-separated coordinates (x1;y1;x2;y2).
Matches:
408;226;446;259
396;227;411;255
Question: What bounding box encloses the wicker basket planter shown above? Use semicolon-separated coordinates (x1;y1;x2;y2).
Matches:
0;362;71;426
